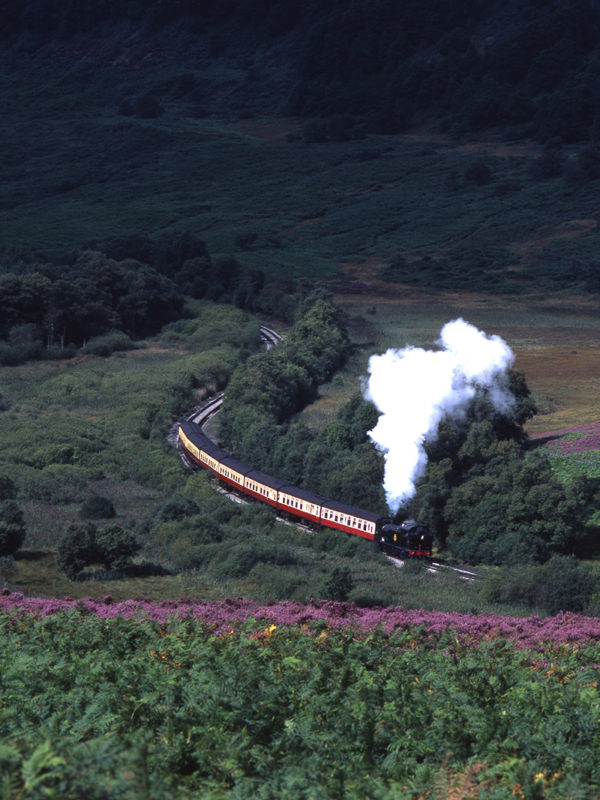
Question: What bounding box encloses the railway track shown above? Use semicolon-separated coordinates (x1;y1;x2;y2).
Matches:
168;326;282;441
173;323;477;580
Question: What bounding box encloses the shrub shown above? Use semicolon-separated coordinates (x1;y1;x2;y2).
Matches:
0;500;26;557
83;331;135;357
0;476;17;501
23;465;87;504
117;98;134;115
481;557;598;614
210;543;258;580
348;588;386;608
537;556;597;614
152;496;200;523
320;566;353;601
247;562;306;600
529;147;564;180
94;525;141;571
57;522;97;580
135;94;163;118
79;496;116;520
402;558;427;576
234;230;258;250
57;522;140;578
464;161;493;185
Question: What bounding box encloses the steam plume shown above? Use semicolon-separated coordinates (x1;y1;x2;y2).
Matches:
364;318;515;514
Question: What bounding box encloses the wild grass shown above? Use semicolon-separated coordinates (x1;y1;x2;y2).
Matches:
0;302;258;549
4;527;535;618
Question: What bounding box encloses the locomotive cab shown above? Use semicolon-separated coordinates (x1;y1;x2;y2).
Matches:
379;519;432;558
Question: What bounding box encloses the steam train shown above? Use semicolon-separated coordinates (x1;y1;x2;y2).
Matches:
178;421;433;559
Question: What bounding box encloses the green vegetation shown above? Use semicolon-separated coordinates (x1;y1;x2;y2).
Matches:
3;8;600;296
57;522;140;579
0;477;26;557
0;234;300;366
410;378;600;565
3;611;600;799
219;297;386;510
0;301;260;546
79;495;116;520
1;0;600;609
4;5;600;793
4;0;600;145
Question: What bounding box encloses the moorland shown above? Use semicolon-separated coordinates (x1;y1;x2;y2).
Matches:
3;2;600;797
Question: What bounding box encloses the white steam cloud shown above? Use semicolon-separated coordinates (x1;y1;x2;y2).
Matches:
364;318;515;514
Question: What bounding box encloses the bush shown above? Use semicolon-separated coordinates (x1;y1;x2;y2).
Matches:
481;557;598;614
0;500;26;557
94;525;141;571
57;522;140;578
209;543;258;580
247;562;306;600
0;476;17;501
152;496;200;523
79;495;116;520
464;161;493;185
320;566;353;601
23;465;87;504
58;522;97;580
537;556;597;614
348;588;386;607
135;94;163;118
83;331;135;357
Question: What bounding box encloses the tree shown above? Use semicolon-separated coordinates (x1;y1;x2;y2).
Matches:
57;522;140;578
0;500;26;557
94;525;141;571
443;448;586;565
58;522;97;580
321;567;353;601
411;369;591;563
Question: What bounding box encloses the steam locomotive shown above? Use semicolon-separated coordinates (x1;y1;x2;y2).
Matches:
178;421;433;559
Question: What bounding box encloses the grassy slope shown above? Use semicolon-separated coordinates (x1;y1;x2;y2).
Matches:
0;302;260;597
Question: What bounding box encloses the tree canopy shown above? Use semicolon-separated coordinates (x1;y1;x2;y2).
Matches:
411;372;599;564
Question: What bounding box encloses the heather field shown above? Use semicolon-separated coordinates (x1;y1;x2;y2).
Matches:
3;589;600;649
2;596;600;799
531;422;600;480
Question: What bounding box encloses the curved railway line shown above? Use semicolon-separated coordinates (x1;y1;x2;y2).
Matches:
177;327;282;430
173;323;478;578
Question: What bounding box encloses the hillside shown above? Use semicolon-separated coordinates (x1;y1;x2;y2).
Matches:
3;2;600;294
3;0;600;143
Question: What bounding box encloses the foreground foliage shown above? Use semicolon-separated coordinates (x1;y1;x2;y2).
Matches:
2;604;600;798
